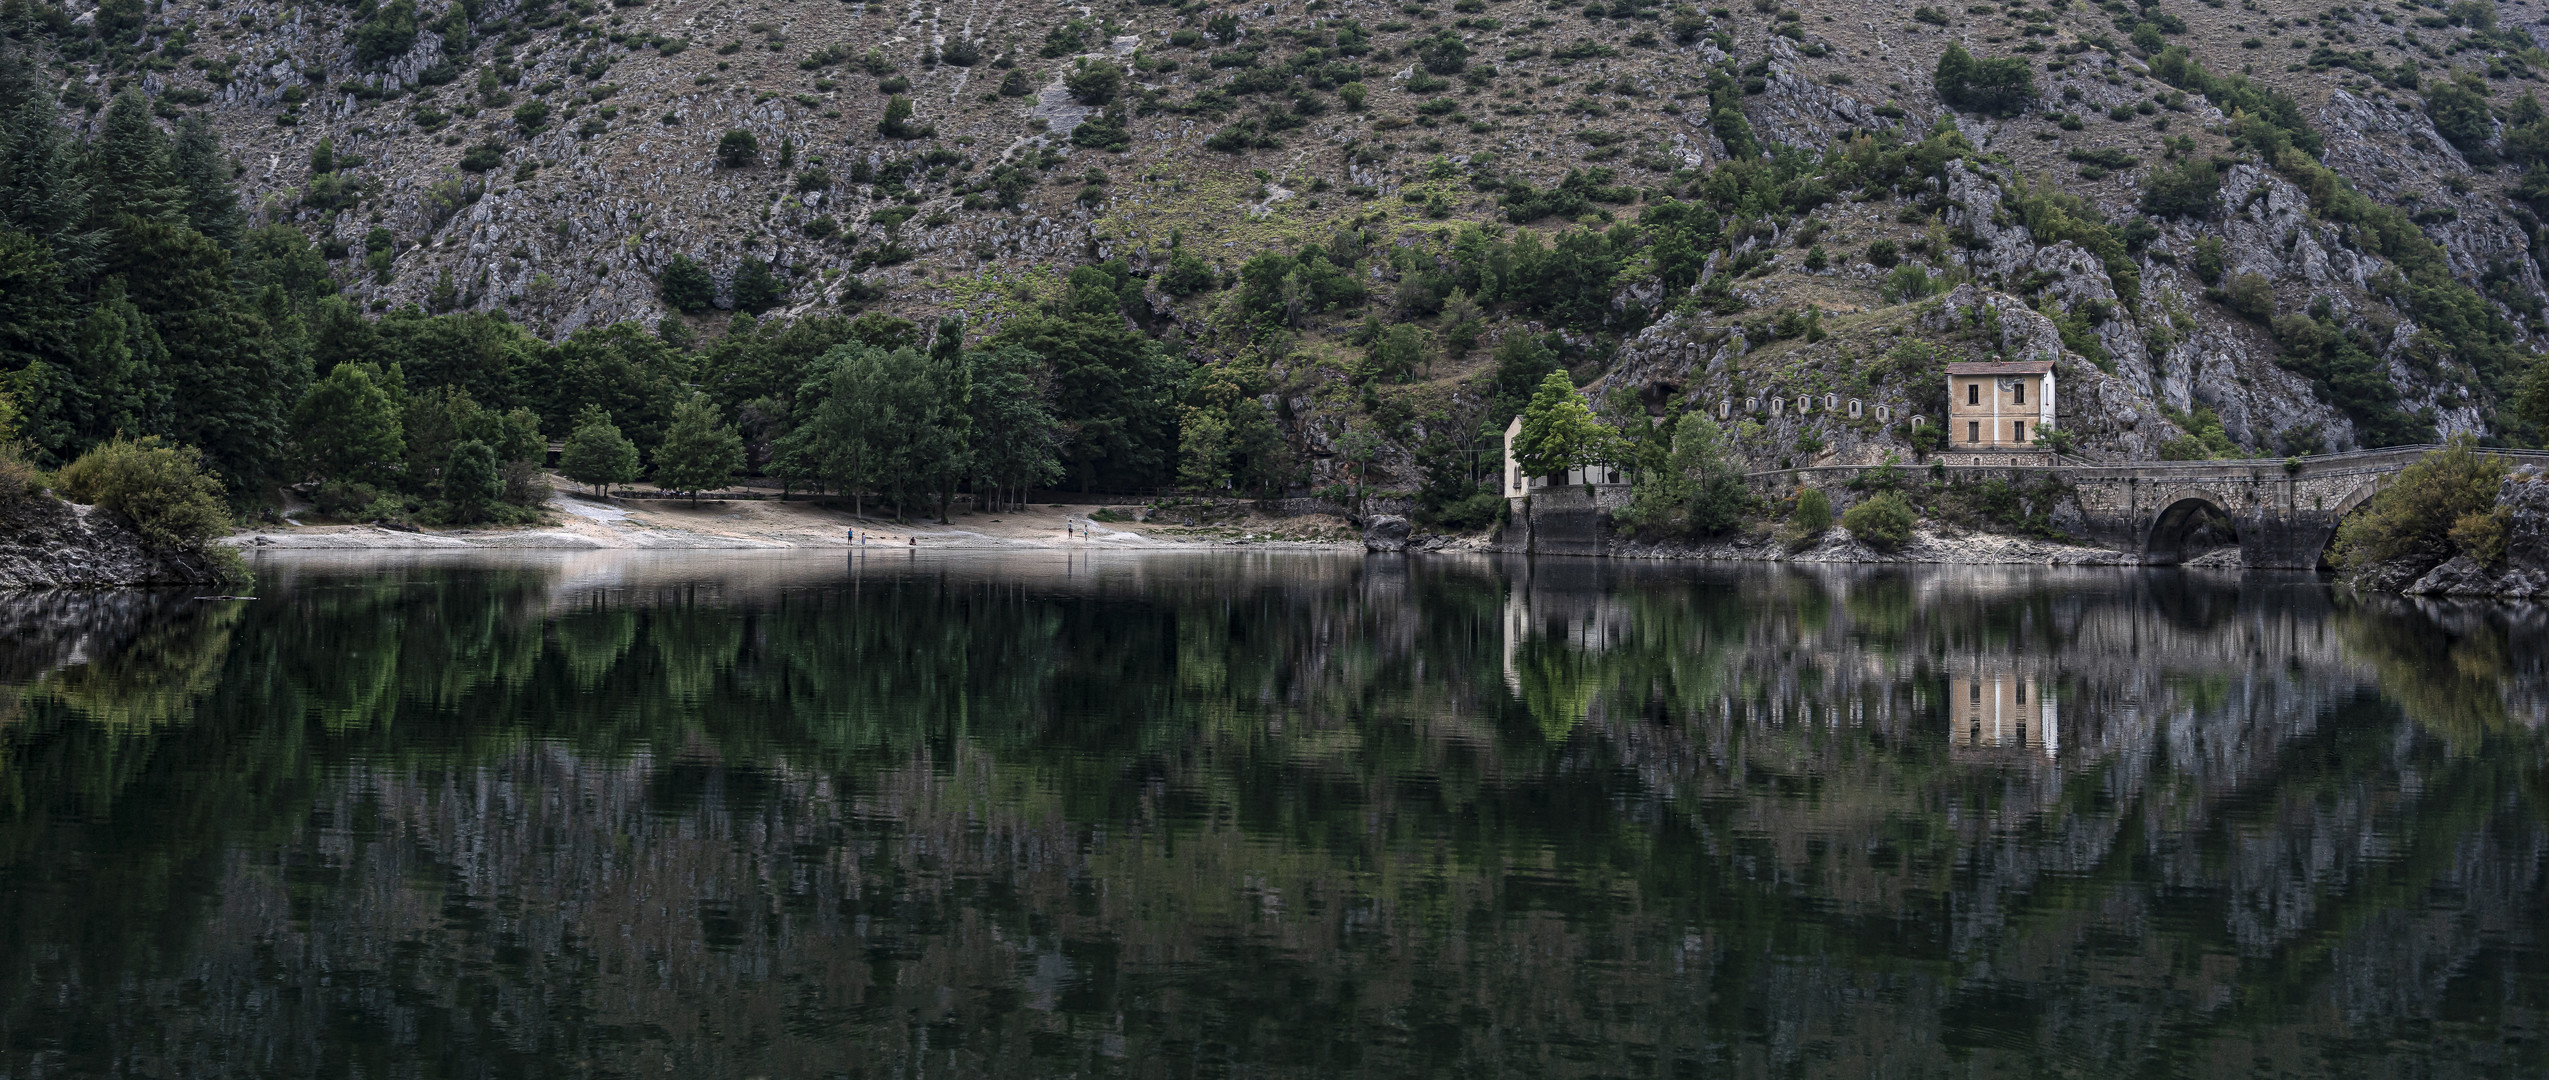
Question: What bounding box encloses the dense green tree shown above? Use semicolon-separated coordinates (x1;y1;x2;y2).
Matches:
2140;156;2222;220
963;345;1063;510
778;344;894;514
107;217;303;490
1485;331;1559;429
696;312;865;471
1158;250;1217;296
239;224;337;302
64;280;163;456
987;311;1180;492
169;116;243;251
441;438;501;521
1508;228;1618;330
1066;60;1123;105
401;384;480;490
306;296;381;377
1512;371;1606;482
292;361;405;487
652;393;746;501
559;405;643;496
716;128;760;167
730;257;787;315
904;345;972;521
535;322;687;457
658;255;715;313
1934;43;2034;117
2424;76;2495;159
353;0;422;65
375;307;538;408
1360;323;1430;385
1419;29;1469;74
0;230;75;462
0;47;97;279
87;91;185;227
877;95;927;139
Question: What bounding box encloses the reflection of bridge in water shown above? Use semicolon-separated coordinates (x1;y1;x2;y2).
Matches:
1492;561;2549;1042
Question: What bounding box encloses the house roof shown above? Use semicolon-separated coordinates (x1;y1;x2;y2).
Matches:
1943;360;2056;375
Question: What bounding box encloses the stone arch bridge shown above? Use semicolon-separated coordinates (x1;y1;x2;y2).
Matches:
1753;445;2549;568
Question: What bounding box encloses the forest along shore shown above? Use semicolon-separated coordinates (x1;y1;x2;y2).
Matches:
225;488;1363;551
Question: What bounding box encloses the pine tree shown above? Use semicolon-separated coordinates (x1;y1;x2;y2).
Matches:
88;91;184;227
170;115;244;252
0;44;98;280
650;393;743;502
113;217;300;489
559;405;642;496
70;279;163;453
0;230;74;462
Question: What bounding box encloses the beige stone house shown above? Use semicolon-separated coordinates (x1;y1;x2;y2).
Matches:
1943;359;2057;450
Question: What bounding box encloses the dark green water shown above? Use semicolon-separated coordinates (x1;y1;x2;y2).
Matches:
2;551;2545;1078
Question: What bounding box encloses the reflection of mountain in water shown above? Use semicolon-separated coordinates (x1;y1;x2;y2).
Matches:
0;553;2543;1077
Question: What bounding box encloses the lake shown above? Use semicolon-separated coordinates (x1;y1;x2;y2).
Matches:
2;550;2544;1078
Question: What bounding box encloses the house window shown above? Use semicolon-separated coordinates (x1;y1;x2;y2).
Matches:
2014;420;2027;442
1968;421;1980;443
2013;382;2025;405
1966;383;1979;406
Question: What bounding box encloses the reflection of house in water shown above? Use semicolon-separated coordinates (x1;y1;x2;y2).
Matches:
1500;583;1633;694
1949;664;2058;761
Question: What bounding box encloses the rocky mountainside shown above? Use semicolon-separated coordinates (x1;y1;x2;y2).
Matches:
17;0;2549;480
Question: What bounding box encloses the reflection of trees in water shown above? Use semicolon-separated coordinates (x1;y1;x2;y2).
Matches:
0;558;2541;1076
2;591;241;735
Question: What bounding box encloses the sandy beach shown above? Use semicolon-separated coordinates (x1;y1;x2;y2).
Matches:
226;482;1365;551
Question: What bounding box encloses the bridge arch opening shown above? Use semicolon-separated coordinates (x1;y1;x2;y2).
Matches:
2311;481;2387;570
2145;496;2239;566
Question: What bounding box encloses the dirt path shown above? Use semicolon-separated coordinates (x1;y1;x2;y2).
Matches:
228;482;1362;551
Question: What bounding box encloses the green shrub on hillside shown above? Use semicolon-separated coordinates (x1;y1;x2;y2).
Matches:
56;437;232;549
1842;491;1916;551
1781;487;1831;550
2140;156;2222;219
658;255;715;313
2331;436;2510;573
716;128;759;167
1934;43;2033;117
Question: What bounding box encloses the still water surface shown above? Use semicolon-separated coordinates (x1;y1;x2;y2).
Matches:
3;551;2546;1077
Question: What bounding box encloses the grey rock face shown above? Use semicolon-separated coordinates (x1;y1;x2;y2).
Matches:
0;497;224;589
2505;470;2549;575
2403;556;2549;599
1362;515;1412;552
